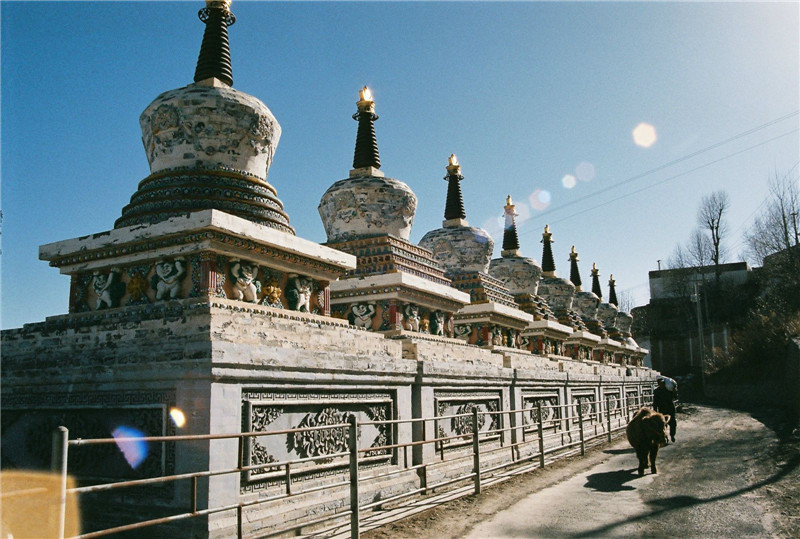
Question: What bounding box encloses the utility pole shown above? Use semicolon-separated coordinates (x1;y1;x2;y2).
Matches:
691;282;706;396
791;212;799;246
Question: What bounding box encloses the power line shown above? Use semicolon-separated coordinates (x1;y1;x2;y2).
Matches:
729;160;800;240
519;110;800;233
531;128;799;228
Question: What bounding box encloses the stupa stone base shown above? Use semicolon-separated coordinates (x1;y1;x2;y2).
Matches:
329;271;469;336
1;294;658;537
453;301;533;349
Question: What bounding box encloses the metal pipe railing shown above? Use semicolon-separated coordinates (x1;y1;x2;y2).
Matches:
52;389;654;538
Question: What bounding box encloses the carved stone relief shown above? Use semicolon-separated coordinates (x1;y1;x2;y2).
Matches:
151;258;187;301
92;268;124;310
286;274;313;312
349;302;377;329
241;390;393;493
229;259;261;302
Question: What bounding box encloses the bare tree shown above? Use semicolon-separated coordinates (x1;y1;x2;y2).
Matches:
744;171;800;265
665;228;713;297
697;190;729;287
616;289;636;313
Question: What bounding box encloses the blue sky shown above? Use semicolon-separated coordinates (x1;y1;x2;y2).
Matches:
2;1;798;330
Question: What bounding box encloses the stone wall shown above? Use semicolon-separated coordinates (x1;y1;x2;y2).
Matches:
1;299;657;537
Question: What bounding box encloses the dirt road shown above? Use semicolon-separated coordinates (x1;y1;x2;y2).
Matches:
364;404;800;538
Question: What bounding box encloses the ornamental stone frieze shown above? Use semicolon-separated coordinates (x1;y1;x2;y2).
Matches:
40;210;355;317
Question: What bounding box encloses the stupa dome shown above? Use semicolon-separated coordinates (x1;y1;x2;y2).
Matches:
318;86;417;243
489;196;543;295
597;302;619;330
418;155;493;274
420;225;493;274
319;175;417;242
139;84;280;180
114;0;292;234
536;225;576;312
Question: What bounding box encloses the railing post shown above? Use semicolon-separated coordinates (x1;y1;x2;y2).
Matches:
606;396;613;442
285;462;292;496
51;426;68;539
434;416;444;460
348;416;360;539
537;402;545;469
578;403;585;456
472;408;481;495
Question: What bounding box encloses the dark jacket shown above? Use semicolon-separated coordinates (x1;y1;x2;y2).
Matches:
653;386;676;415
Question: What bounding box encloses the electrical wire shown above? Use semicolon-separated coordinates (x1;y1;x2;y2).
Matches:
518;110;800;233
526;127;799;229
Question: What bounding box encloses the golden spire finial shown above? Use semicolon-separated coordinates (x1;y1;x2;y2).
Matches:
207;0;233;10
446;153;462;177
356;86;376;114
506;194;513;206
544;224;550;234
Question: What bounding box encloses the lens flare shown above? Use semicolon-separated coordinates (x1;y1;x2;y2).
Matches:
112;426;148;469
561;174;577;189
169;407;186;428
515;201;531;223
633;123;657;148
575;162;595;182
529;189;551;211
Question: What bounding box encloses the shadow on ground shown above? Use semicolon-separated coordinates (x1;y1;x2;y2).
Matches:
584;469;639;492
603;448;632;455
574;451;800;537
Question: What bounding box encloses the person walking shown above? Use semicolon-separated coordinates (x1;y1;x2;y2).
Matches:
653;377;677;442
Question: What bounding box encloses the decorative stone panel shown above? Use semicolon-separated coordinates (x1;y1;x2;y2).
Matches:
433;391;502;450
240;390;394;493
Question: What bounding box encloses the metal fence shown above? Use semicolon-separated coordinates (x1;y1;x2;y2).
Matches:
5;394;653;538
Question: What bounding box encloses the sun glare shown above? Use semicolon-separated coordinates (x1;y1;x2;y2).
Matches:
561;174;577;189
170;407;187;428
575;162;595;182
633;123;657;148
529;189;551;210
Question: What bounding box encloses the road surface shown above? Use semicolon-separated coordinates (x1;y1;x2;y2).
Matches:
365;404;800;538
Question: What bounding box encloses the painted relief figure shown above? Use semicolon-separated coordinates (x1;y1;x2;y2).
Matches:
230;259;261;302
151;257;186;300
287;274;313;312
349;302;376;329
403;304;420;332
429;311;446;336
93;269;124;309
454;323;471;341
